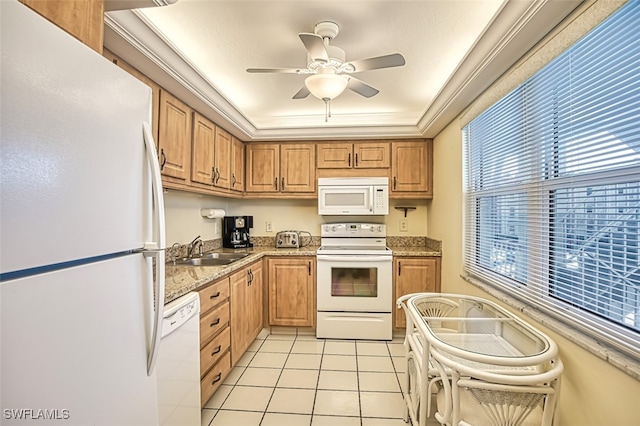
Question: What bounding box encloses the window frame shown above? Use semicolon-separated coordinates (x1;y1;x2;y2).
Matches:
462;0;640;363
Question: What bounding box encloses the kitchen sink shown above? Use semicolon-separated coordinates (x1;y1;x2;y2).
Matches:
172;253;249;266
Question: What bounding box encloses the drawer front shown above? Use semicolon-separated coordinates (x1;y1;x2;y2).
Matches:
200;351;231;407
199;277;230;314
200;326;230;378
200;302;229;344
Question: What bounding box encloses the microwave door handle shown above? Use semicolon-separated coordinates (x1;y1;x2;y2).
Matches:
369;187;374;212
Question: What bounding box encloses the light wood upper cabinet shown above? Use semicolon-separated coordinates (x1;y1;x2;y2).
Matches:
191;112;215;185
20;0;104;53
158;90;192;182
280;144;316;193
394;257;441;329
230;261;263;365
268;257;315;327
246;143;315;194
391;140;433;198
231;136;245;192
213;127;232;189
317;142;390;169
246;144;280;193
191;117;243;193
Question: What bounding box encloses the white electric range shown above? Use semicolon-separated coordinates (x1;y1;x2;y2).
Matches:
316;223;393;340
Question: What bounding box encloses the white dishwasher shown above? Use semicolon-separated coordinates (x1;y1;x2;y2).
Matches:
157;292;201;425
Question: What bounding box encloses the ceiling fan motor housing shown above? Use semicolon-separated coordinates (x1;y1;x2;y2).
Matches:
314;21;339;40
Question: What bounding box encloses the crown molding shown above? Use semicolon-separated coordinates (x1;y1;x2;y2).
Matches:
104;0;581;141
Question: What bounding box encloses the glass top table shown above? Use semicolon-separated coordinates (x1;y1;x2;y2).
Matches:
405;293;558;369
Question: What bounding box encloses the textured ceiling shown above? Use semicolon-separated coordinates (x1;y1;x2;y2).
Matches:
104;0;582;140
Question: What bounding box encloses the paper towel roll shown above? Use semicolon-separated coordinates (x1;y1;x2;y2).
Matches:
200;208;226;219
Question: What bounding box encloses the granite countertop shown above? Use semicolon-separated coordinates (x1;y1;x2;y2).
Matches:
164;239;442;305
164;245;318;304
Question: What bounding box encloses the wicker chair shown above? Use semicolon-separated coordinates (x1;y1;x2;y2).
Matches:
397;293;460;426
429;345;563;426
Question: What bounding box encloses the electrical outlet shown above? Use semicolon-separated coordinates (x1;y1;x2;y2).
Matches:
213;221;219;235
400;219;409;232
266;220;273;232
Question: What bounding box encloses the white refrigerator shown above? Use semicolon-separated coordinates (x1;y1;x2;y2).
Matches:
1;2;166;424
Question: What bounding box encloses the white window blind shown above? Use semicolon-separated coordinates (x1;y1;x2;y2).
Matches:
463;1;640;359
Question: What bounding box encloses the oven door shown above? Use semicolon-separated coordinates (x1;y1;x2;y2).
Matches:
316;254;392;312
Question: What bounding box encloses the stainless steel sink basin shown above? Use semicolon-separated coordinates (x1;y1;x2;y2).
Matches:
172;253;249;266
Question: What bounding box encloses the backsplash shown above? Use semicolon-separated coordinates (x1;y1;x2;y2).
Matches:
167;236;440;256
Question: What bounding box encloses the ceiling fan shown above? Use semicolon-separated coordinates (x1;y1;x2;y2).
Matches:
246;21;405;120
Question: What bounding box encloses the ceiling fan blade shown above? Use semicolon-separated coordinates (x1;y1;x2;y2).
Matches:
246;67;304;74
347;53;406;72
299;33;329;62
347;77;379;98
293;86;310;99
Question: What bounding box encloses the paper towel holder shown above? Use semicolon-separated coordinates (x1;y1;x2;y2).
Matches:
200;208;226;219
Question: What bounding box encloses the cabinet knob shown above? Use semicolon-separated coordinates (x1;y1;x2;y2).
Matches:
210;318;221;327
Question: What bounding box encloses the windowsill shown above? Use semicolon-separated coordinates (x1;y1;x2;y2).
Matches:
461;274;640;380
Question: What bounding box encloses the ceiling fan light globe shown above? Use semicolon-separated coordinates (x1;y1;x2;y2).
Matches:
305;74;349;100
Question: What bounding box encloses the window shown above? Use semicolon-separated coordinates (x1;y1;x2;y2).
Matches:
463;1;640;360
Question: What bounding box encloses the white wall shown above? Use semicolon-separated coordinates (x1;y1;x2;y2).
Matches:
163;190;429;245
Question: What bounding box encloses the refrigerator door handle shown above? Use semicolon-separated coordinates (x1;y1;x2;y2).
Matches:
142;122;166;376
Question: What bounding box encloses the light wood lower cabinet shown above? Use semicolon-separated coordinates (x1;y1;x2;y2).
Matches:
230;260;263;365
197;277;231;407
267;257;316;327
393;257;441;329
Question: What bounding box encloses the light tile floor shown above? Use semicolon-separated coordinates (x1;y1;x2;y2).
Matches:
201;330;431;426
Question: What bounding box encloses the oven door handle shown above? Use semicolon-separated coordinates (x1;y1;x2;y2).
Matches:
316;255;392;262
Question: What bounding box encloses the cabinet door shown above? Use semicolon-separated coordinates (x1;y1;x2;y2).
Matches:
230;261;263;365
391;141;432;195
354;142;390;168
245;144;279;192
280;144;316;193
191;112;215;185
394;257;441;328
248;261;263;340
268;257;315;327
158;90;192;181
230;266;250;365
231;137;245;192
317;143;353;168
213;127;232;189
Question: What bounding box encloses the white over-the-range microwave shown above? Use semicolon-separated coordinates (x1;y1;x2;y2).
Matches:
318;177;389;215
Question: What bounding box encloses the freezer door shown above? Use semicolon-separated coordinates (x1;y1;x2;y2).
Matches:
0;254;159;425
0;2;154;274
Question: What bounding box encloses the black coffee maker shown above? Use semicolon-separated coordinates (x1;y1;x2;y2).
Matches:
223;216;253;249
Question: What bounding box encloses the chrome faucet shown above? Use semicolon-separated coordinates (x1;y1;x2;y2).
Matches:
169;242;182;265
187;235;204;258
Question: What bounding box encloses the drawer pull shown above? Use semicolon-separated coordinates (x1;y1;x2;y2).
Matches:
210;318;221;327
212;373;222;385
209;291;221;299
211;345;222;356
